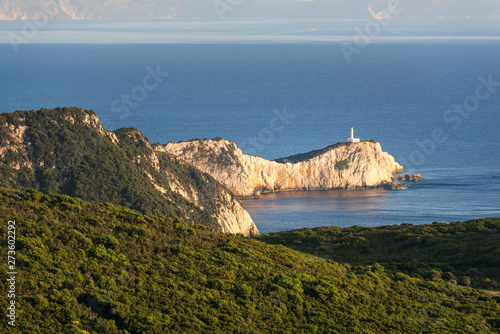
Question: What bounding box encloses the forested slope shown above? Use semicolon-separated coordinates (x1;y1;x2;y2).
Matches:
0;188;499;333
258;219;500;289
0;107;257;235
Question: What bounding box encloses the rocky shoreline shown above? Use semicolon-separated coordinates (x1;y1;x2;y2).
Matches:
155;139;405;199
399;174;423;182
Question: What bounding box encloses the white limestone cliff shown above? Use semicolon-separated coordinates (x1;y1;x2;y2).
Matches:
156;139;404;198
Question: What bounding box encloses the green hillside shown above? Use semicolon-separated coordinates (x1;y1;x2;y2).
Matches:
0;107;242;231
257;219;500;289
1;187;499;333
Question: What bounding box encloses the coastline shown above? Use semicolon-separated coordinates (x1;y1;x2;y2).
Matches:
157;138;405;199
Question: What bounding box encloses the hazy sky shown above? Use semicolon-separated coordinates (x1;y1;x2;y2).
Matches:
217;0;500;19
0;0;498;44
1;0;500;20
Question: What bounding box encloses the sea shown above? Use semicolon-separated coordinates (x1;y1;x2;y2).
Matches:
1;19;499;234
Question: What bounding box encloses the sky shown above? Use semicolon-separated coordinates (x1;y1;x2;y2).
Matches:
0;0;498;45
212;0;500;20
0;0;500;20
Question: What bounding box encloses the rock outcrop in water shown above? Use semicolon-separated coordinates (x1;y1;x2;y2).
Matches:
155;138;404;199
398;174;422;182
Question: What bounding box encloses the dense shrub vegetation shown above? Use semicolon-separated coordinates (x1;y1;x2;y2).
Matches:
0;188;499;333
170;139;240;168
274;140;377;164
1;108;499;333
0;107;240;230
258;219;500;289
334;159;350;170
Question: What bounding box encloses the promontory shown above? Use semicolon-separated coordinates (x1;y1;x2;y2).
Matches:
155;138;404;199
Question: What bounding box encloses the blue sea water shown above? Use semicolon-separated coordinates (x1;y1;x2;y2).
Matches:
1;40;499;234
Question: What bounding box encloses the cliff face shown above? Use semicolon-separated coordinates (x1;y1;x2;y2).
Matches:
0;0;178;20
0;108;258;236
157;139;404;198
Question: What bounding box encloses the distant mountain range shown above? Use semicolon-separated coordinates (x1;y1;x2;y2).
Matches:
0;0;314;20
0;0;185;20
2;0;498;21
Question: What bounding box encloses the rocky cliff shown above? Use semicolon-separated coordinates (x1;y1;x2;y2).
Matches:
0;108;258;236
0;0;178;20
156;139;404;198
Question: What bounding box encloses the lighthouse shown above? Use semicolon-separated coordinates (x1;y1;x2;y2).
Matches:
347;126;360;143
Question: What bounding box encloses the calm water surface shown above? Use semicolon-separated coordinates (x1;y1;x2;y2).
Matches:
1;41;498;233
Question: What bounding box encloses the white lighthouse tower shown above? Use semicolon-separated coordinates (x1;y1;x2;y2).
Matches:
347;126;360;143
